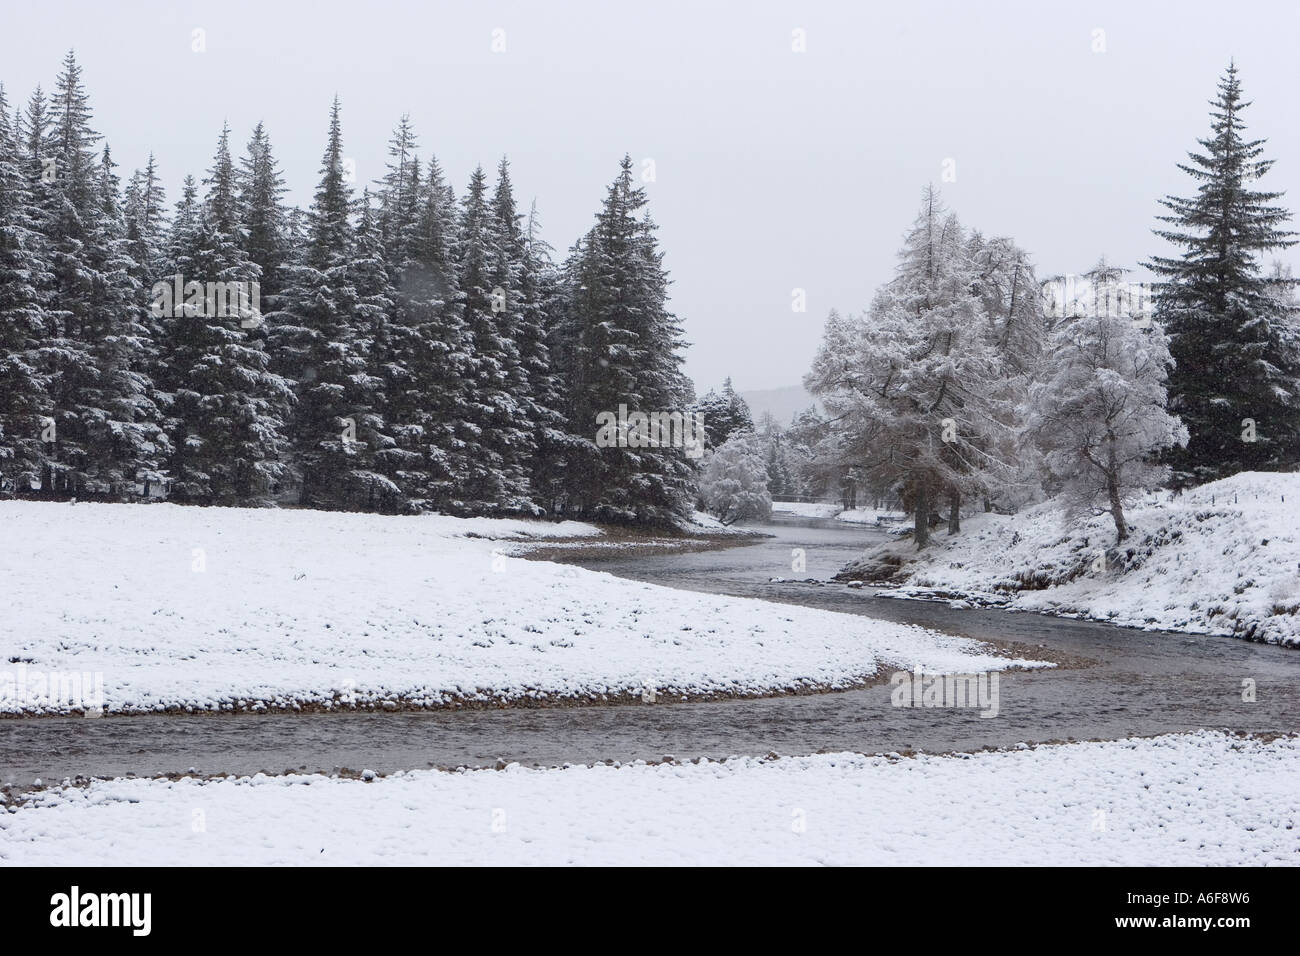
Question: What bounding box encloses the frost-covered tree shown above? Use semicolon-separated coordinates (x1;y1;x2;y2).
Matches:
967;232;1047;512
805;188;1008;547
1147;63;1300;483
1029;310;1187;543
698;430;771;525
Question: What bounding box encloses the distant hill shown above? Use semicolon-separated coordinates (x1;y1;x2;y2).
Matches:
739;385;819;426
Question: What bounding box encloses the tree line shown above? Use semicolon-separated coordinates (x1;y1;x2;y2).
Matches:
0;53;698;525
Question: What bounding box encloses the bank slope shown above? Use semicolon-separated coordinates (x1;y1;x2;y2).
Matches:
839;472;1300;646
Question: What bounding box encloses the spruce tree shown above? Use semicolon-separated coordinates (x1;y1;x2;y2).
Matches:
453;163;534;514
0;84;54;496
556;155;695;524
375;115;420;271
269;98;393;510
36;52;167;498
518;199;571;514
695;377;754;448
157;129;292;505
237;122;293;305
373;153;474;510
1147;63;1300;483
122;154;168;283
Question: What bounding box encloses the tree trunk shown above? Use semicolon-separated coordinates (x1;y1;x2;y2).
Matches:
947;488;961;535
913;478;930;550
1107;473;1128;542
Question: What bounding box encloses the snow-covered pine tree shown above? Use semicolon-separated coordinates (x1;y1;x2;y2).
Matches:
555;155;695;524
374;115;421;273
755;413;795;497
122;154;172;413
31;54;101;497
368;120;425;506
1029;304;1188;543
167;175;199;263
452;163;535;514
1264;260;1300;361
0;83;54;497
77;146;170;495
32;53;168;498
122;152;167;283
237;122;293;308
1147;63;1300;484
490;158;561;512
372;153;472;510
518;199;575;515
18;86;50;173
345;191;403;509
694;377;754;449
157;126;292;505
268;98;393;511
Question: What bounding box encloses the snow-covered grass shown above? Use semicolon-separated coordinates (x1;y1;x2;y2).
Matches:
0;501;1041;715
836;506;907;526
841;472;1300;646
674;509;765;534
771;500;840;518
770;501;906;526
3;731;1292;865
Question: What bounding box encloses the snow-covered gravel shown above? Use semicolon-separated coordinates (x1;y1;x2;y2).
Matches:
0;501;1040;715
3;731;1292;865
843;472;1300;646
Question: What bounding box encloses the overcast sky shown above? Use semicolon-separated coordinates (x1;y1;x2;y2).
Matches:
4;0;1299;391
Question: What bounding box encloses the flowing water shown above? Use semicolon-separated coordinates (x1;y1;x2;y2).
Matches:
3;516;1296;787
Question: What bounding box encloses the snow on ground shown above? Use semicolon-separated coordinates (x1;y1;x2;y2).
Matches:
0;501;1041;715
673;509;764;535
841;472;1300;646
771;500;841;518
836;507;907;526
771;501;906;526
3;731;1292;865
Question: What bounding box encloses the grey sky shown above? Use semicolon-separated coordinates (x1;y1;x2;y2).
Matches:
4;0;1299;392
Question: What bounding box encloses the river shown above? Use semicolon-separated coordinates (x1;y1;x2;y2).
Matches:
3;515;1296;787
